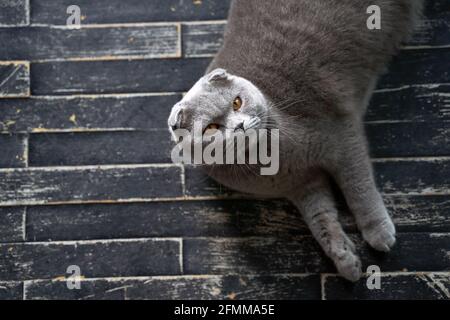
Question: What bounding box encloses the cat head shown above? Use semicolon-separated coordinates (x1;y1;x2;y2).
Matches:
168;68;269;139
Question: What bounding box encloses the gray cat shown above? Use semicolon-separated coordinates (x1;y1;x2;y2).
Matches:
168;0;424;281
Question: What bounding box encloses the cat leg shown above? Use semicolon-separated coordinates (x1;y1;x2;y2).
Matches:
290;176;362;281
330;126;396;252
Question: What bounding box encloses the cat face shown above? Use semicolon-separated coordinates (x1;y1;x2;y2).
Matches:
168;69;268;140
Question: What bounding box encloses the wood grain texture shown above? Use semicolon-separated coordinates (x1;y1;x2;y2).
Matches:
30;58;210;95
0;94;182;133
24;274;320;300
29;49;449;94
0;0;29;26
31;0;232;25
23;195;450;241
0;206;24;242
184;233;450;275
0;238;181;281
22;121;450;168
0;134;27;168
0;61;30;97
0;85;448;133
28;131;173;166
0;25;181;61
0;281;23;300
323;273;450;300
182;22;226;58
366;84;450;122
0;165;183;206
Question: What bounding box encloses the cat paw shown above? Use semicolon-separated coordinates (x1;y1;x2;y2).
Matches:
334;250;362;282
362;218;396;252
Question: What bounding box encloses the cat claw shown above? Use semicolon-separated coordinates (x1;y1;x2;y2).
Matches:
362;218;396;252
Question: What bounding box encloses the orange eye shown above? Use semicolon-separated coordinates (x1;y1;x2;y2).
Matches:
233;97;242;111
203;123;220;135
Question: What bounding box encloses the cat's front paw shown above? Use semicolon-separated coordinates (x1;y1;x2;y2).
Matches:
362;218;396;252
334;250;362;282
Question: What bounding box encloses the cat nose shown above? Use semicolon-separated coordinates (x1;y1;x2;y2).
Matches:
234;122;245;132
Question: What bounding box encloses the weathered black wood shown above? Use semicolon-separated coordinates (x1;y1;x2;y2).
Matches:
366;84;450;122
323;273;450;300
0;62;30;97
184;159;450;197
0;134;27;168
23;121;450;167
0;281;23;300
29;0;449;48
378;49;450;89
31;58;210;95
0;94;182;133
0;239;181;281
184;233;450;275
366;122;450;157
23;195;450;241
28;131;172;166
24;274;320;300
0;166;182;206
0;86;448;133
31;0;232;25
408;0;450;48
0;0;29;26
0;25;180;61
182;22;226;58
0;207;24;242
373;158;450;194
30;49;449;95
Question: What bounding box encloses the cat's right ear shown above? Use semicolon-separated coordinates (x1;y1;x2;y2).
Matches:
206;68;229;83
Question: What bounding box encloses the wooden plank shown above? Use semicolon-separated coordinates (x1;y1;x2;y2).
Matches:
0;134;27;168
378;50;450;89
323;273;450;300
24;274;320;300
0;61;30;97
25;121;448;167
30;49;449;95
366;84;450;122
185;158;450;197
30;58;210;95
366;122;450;157
0;207;24;242
28;131;173;166
0;281;23;300
23;195;450;241
182;22;225;58
184;233;450;275
0;25;181;61
407;0;450;47
31;0;232;25
0;0;29;26
0;94;182;133
0;165;183;206
0;238;181;281
0;86;448;133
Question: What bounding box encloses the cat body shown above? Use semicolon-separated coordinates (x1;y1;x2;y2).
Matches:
169;0;423;281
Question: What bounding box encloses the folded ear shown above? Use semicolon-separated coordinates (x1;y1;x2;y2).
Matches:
206;68;229;83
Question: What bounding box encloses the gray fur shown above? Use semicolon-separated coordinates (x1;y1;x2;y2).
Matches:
168;0;424;281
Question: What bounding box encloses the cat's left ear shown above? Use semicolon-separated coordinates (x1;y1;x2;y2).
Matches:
207;68;229;83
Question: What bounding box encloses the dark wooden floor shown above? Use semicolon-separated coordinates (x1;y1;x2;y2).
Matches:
0;0;449;300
